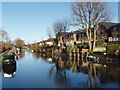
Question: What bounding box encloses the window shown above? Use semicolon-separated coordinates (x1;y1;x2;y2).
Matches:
79;33;81;37
97;37;100;40
74;42;76;45
116;37;119;41
113;27;117;32
97;30;100;34
101;37;104;40
68;35;69;38
84;33;86;36
101;30;105;34
109;38;112;41
112;38;115;41
119;37;120;41
82;33;84;37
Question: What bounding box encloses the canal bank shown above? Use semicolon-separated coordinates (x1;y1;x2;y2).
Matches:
2;50;120;88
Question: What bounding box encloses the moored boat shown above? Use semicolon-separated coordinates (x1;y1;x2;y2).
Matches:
86;56;99;63
2;59;16;78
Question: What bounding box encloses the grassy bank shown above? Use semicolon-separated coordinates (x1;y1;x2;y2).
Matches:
106;44;120;55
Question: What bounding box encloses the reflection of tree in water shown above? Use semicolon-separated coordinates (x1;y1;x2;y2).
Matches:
84;63;102;88
49;57;70;87
85;63;94;88
32;52;41;59
84;62;120;88
69;60;79;73
32;52;52;61
49;56;90;87
55;62;68;86
39;52;120;88
96;66;120;86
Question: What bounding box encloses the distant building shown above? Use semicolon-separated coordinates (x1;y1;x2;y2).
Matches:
37;38;57;46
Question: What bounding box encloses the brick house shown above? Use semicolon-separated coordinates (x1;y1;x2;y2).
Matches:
107;23;120;44
57;22;120;47
96;22;120;44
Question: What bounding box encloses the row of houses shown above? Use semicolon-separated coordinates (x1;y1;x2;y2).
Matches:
36;38;57;46
56;22;120;47
34;22;119;47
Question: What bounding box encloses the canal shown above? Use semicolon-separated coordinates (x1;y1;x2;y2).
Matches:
2;50;120;88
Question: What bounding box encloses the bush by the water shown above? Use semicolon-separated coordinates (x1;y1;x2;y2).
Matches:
3;54;15;60
106;44;120;55
96;40;105;46
67;45;78;52
81;42;89;49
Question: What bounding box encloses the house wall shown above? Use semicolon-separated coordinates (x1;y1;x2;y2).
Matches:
94;47;106;52
57;23;120;46
107;24;120;44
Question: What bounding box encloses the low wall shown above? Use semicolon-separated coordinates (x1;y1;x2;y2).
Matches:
94;47;106;52
82;49;89;53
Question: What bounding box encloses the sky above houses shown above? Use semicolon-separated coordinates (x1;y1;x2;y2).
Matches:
1;2;119;44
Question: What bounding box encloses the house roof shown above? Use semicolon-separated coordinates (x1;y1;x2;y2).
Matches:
56;30;85;38
57;32;70;37
37;38;56;44
73;30;85;34
100;22;119;29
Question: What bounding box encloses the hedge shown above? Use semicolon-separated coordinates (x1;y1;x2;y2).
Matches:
106;44;120;55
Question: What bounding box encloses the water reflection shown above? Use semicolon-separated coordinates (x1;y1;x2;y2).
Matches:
32;52;120;88
2;51;120;88
15;50;25;60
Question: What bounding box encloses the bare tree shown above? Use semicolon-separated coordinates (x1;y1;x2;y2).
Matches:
47;27;52;39
0;29;9;51
62;18;70;32
53;20;63;35
0;30;9;43
72;2;111;51
53;18;70;35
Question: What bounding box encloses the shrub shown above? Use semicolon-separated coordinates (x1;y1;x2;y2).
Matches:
81;42;89;49
51;46;58;53
77;42;89;49
67;45;78;52
106;44;120;55
96;40;105;46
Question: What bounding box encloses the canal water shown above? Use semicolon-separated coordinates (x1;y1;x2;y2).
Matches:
2;50;120;88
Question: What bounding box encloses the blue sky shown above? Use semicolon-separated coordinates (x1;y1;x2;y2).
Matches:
0;2;2;27
2;2;119;44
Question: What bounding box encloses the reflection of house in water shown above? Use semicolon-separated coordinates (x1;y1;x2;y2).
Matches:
2;60;16;78
15;55;20;60
46;52;120;88
31;52;120;88
15;50;25;60
32;52;54;63
46;58;53;63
